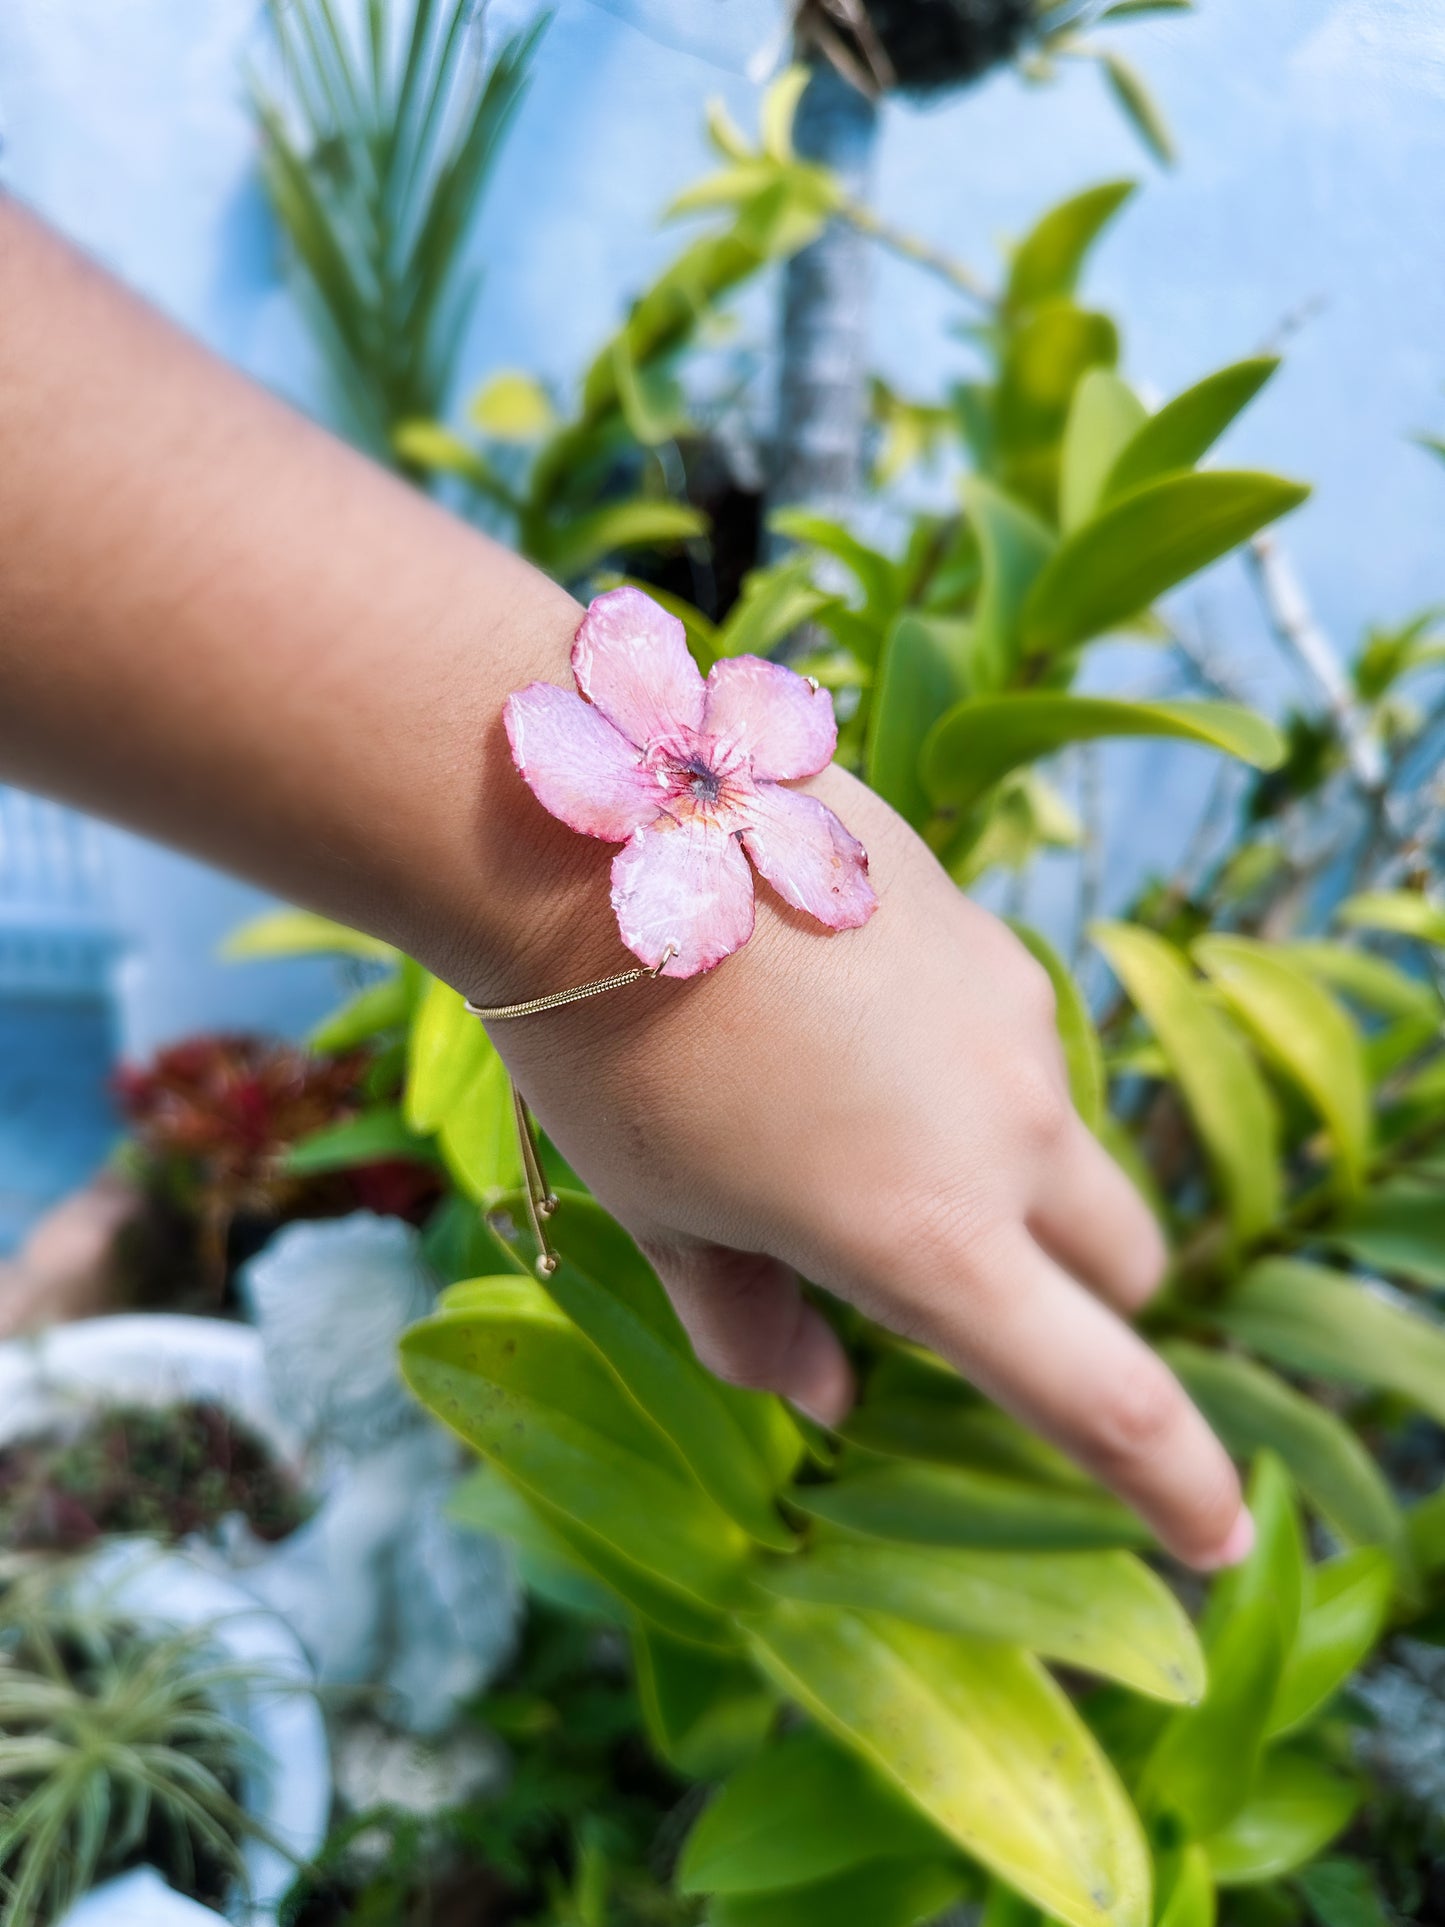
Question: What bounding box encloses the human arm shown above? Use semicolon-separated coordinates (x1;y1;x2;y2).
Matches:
0;198;1249;1568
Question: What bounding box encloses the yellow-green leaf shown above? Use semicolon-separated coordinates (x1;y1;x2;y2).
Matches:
1204;1752;1357;1886
760;1534;1203;1704
1092;924;1280;1240
792;1459;1147;1551
1218;1257;1445;1427
678;1727;942;1895
1267;1548;1393;1738
744;1601;1150;1927
1338;888;1445;946
925;696;1281;815
221;906;397;963
400;1284;753;1616
1006;181;1136;315
1060;369;1149;532
1008;920;1106;1132
1193;936;1371;1190
1163;1343;1406;1565
468;369;556;440
1022;471;1309;655
1103;358;1279;504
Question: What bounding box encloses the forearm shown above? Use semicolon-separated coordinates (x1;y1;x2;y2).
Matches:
0;196;596;994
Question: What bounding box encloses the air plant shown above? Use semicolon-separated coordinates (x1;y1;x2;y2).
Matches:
0;1565;267;1927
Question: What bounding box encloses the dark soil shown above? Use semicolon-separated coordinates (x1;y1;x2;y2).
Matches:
0;1399;310;1552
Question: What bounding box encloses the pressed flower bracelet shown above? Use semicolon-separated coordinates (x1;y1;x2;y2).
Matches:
467;584;878;1273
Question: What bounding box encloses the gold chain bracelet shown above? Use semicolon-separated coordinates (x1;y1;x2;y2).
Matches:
464;945;677;1275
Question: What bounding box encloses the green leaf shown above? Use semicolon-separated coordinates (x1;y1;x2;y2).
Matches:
866;615;964;827
1338;888;1445;945
1099;53;1176;167
1203;1453;1305;1661
1144;1598;1287;1836
468;368;555;440
1008;920;1106;1131
1205;1753;1357;1887
925;696;1282;815
308;973;410;1053
542;498;707;582
436;1047;521;1202
1099;1;1193;17
1329;1182;1445;1288
761;1534;1203;1704
1193;938;1371;1190
1022;471;1310;655
744;1601;1150;1927
711;1859;966;1927
283;1104;434;1175
1216;1258;1445;1427
632;1626;775;1781
846;1350;1095;1485
996;303;1120;517
399;1286;753;1615
678;1727;943;1895
492;1188;798;1550
449;1464;624;1623
792;1459;1149;1552
1157;1847;1216;1927
760;63;809;160
221;906;397;962
391;420;513;502
1092;924;1281;1241
1295;1858;1392;1927
1280;941;1439;1025
1006;182;1137;315
716;557;837;660
1163;1344;1407;1564
1060;369;1149;532
771;509;900;615
1103;359;1280;504
405;975;492;1132
1268;1549;1394;1738
962;477;1056;690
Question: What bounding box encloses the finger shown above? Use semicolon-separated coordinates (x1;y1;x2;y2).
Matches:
901;1221;1250;1569
642;1237;855;1428
1028;1119;1168;1314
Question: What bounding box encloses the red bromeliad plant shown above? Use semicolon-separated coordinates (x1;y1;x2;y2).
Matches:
116;1034;439;1290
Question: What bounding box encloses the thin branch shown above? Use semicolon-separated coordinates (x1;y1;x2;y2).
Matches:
837;197;994;308
1247;533;1385;792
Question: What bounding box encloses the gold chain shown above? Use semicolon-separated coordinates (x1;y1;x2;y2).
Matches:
464;946;676;1275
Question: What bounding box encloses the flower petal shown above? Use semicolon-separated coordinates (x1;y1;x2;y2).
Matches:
573;586;706;749
740;782;877;930
702;655;837;781
611;817;755;978
505;681;663;841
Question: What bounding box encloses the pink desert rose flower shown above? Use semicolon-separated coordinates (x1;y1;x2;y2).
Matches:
504;586;878;978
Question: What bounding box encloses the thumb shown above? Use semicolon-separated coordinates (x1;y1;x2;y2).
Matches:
639;1236;855;1429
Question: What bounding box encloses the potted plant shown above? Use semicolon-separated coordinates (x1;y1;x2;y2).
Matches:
0;1542;329;1926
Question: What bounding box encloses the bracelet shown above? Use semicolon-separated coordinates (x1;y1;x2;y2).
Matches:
478;584;879;1278
465;947;677;1278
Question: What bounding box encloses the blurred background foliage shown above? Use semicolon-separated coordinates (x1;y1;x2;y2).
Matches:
207;3;1445;1925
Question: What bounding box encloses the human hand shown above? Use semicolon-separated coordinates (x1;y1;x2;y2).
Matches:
483;760;1252;1573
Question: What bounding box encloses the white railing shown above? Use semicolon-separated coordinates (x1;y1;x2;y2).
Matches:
0;787;120;996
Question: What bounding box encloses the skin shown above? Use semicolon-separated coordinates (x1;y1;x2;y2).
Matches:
0;199;1251;1570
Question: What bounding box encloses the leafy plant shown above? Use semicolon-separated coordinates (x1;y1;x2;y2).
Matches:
253;0;544;458
235;26;1445;1927
0;1401;309;1554
0;1566;267;1927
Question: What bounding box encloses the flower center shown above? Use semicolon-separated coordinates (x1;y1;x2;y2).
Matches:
682;756;721;804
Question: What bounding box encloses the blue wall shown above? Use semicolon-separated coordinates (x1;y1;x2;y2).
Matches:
1;0;1442;1060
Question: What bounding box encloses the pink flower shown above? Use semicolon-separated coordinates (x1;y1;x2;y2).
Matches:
504;587;877;978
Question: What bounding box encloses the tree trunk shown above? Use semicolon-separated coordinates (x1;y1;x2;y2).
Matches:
768;55;879;539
